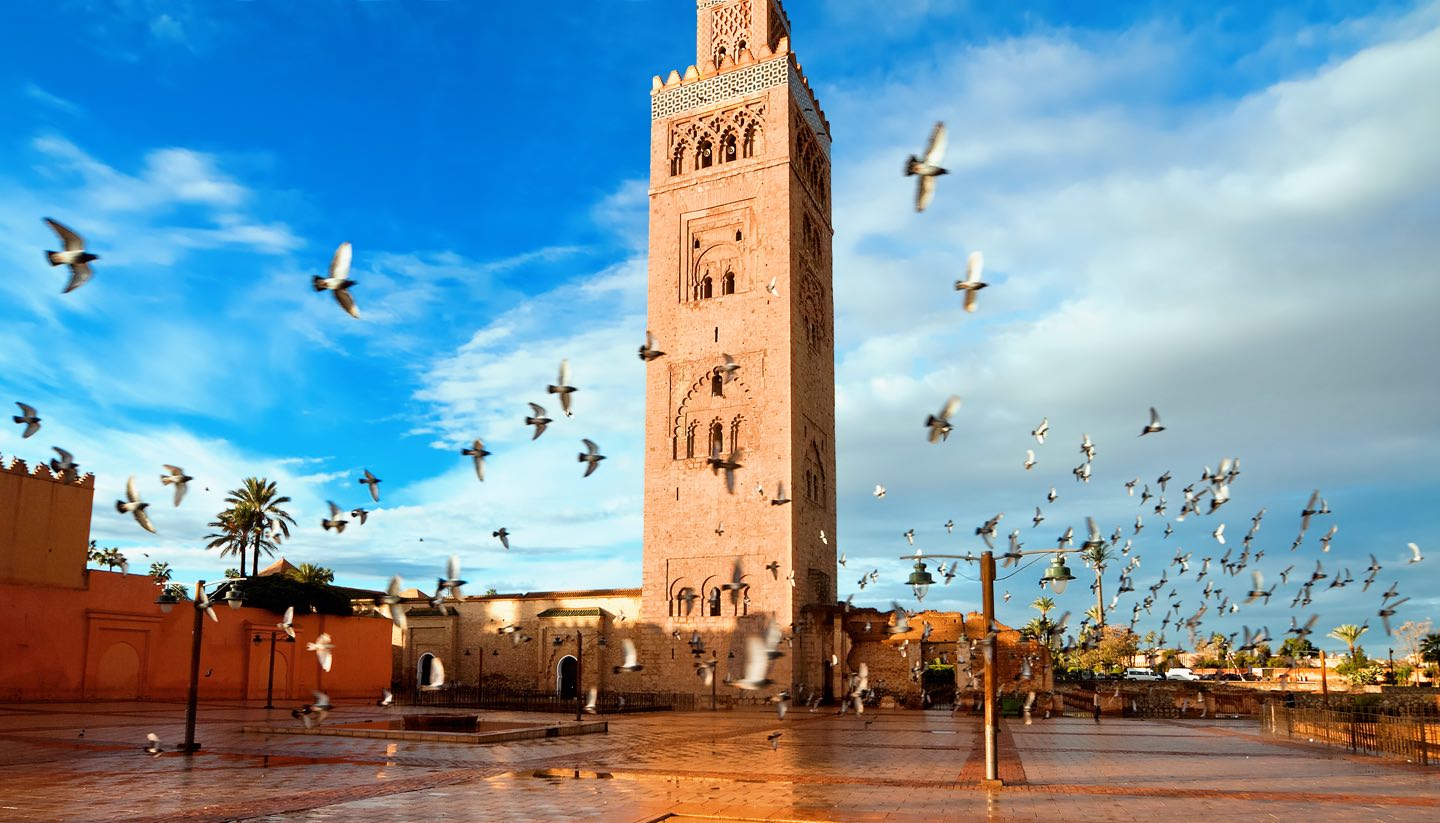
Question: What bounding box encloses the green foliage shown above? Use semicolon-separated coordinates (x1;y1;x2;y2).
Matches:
1328;623;1368;658
1335;657;1385;685
484;587;499;596
163;583;191;600
215;477;297;576
148;562;172;584
1278;637;1318;662
1393;664;1415;684
1420;633;1440;665
285;563;334;586
223;568;244;579
1075;626;1139;671
234;574;354;617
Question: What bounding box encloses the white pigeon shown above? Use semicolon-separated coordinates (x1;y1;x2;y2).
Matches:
905;121;948;212
1024;450;1036;471
307;633;335;672
1031;417;1049;444
278;606;295;639
953;251;987;312
873;484;886;499
1212;524;1226;545
613;638;643;673
1409;542;1423;564
766;277;779;297
313;242;359;318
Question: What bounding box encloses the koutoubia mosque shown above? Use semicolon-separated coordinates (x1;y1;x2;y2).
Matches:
396;0;1045;706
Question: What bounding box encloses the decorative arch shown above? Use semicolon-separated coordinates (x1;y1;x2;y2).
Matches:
672;368;756;462
690;242;742;301
556;655;578;699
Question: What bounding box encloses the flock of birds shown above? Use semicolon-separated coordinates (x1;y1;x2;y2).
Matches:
6;112;1428;757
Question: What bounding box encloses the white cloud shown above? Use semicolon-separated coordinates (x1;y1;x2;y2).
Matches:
22;83;81;115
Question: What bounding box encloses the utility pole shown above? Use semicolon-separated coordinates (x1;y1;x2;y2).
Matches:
182;579;206;753
575;629;584;721
980;551;999;785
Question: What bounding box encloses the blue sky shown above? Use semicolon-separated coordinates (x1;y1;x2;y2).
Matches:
1;0;1437;659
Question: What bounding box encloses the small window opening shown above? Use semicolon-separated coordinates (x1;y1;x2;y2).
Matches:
722;134;737;163
698;139;713;170
694;237;701;249
714;326;719;342
700;275;713;299
710;421;724;454
735;230;743;241
711;374;724;397
722;271;735;295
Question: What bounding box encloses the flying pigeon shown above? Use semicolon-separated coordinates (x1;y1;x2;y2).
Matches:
144;732;163;757
349;507;368;525
954;252;987;312
1408;542;1422;564
313;242;359;318
874;484;887;499
1140;407;1165;436
925;395;962;443
708;446;743;494
718;353;741;383
115;476;156;533
438;554;466;598
461;439;490;482
307;634;334;672
638;330;665;361
377;688;393;707
613;638;643;673
358;469;381;502
578;439;606;477
12;403;40;438
1024;450;1036;471
44;218;98;292
767;277;779;297
376;575;408;631
321;502;347;533
49;447;79;482
1032;417;1049;444
278;606;295;638
159;465;191;506
525;403;552;440
770;482;791;505
547;360;577;417
905;121;948;212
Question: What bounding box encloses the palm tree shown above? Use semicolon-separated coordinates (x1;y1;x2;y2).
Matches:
1329;624;1368;659
1079;542;1113;628
149;562;172;584
287;563;334;586
1419;633;1440;675
1031;596;1056;618
204;511;248;572
221;478;296;576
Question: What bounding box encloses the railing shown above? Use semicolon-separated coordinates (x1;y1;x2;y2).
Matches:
393;685;699;713
1263;704;1436;765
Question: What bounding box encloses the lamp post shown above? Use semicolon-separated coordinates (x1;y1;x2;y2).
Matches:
900;546;1079;786
157;579;243;754
253;630;295;710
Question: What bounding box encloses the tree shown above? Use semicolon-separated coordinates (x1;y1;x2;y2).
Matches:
218;478;296;576
1420;633;1440;676
205;512;249;573
1079;543;1114;628
1277;636;1318;663
223;568;244;579
1076;626;1139;672
1194;633;1229;668
286;563;334;586
149;562;172;585
1328;624;1368;659
1031;596;1055;618
1394;620;1433;665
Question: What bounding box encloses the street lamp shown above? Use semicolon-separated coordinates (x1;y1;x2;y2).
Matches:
901;545;1084;787
1041;556;1075;594
252;630;296;710
156;579;243;753
906;559;935;601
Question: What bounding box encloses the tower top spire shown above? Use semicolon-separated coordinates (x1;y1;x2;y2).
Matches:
696;0;792;71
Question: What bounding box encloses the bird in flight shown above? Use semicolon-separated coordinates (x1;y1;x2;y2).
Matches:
359;469;381;502
116;476;156;533
547;360;577;417
613;638;643;673
925;395;962;444
874;484;887;499
160;465;192;506
1031;417;1049;444
954;251;987;312
578;439;606;477
49;447;80;483
1409;542;1423;564
1140;407;1165;436
493;527;510;549
12;403;40;438
461;439;490;482
638;330;665;361
307;635;335;672
525;403;552;440
44;218;98;293
144;732;163;757
905;121;948;212
312;242;359;318
321;502;348;533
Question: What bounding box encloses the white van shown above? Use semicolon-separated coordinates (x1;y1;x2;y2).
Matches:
1124;668;1161;681
1165;668;1201;681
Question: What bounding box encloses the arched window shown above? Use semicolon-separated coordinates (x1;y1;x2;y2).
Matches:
709;420;724;455
721;271;735;295
708;587;722;617
721;133;737;163
711;374;724;397
729;415;744;452
742;124;759;159
671;144;687;177
700;275;713;299
697;139;713;170
685;421;698;458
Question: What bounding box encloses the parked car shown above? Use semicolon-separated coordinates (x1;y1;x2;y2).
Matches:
1218;673;1254;681
1164;668;1202;681
1124;667;1162;681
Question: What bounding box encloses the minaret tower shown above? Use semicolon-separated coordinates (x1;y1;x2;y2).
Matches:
640;0;837;693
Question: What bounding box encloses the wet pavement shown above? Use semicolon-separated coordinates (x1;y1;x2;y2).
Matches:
0;701;1434;821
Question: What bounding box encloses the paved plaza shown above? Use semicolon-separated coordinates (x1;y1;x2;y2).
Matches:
0;701;1434;822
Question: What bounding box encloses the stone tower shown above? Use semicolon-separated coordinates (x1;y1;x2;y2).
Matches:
641;0;837;695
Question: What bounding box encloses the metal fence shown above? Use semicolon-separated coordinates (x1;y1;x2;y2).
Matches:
393;685;699;713
1262;705;1437;765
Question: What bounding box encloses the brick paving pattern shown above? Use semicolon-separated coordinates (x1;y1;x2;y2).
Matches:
0;701;1434;821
